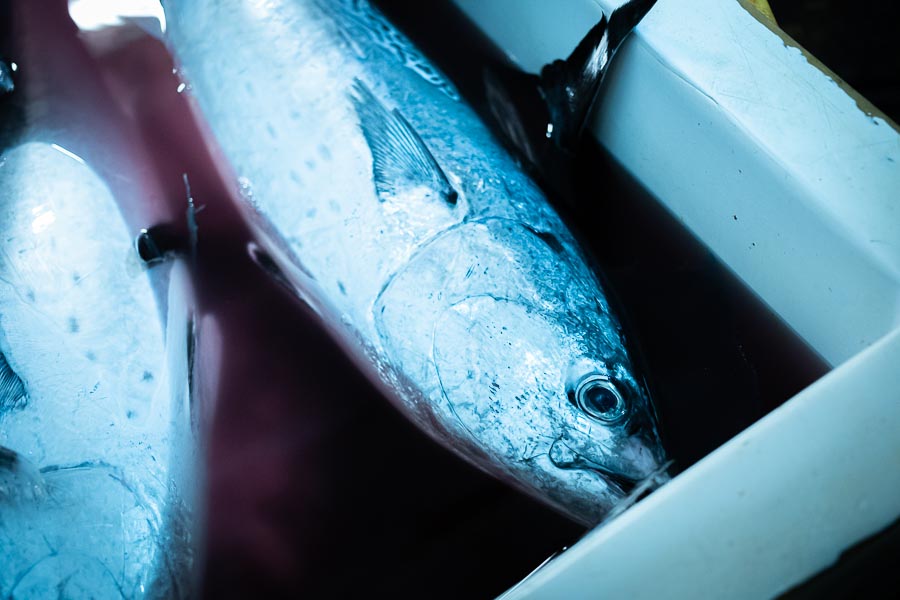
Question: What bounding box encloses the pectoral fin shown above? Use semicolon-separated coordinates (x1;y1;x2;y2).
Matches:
350;79;458;205
135;174;201;266
0;351;26;415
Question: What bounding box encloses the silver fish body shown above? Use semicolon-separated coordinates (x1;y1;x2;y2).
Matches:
0;36;196;598
0;140;196;598
163;0;665;524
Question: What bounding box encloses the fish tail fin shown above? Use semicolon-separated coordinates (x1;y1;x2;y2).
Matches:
484;0;656;189
539;0;656;150
606;0;659;54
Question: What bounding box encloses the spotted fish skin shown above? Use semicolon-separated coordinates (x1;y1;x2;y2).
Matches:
0;140;197;598
162;0;665;524
0;6;197;595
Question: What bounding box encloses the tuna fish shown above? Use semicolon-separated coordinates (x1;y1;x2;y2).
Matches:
0;4;197;597
161;0;666;524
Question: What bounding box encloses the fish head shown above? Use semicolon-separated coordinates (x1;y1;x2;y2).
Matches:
376;218;667;524
432;294;667;525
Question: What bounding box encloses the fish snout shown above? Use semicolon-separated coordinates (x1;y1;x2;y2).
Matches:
618;430;669;482
549;427;667;496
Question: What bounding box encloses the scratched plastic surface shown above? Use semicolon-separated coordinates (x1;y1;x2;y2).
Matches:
0;13;195;599
162;0;666;525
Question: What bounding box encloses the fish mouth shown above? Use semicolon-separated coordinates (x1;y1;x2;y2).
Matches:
600;460;674;522
589;464;641;496
549;438;670;498
587;460;670;498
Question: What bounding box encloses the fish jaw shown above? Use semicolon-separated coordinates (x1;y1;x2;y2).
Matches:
527;421;667;525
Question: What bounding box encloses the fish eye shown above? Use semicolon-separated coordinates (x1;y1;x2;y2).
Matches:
573;375;627;424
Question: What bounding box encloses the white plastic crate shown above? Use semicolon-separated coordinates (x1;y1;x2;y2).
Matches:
452;0;900;597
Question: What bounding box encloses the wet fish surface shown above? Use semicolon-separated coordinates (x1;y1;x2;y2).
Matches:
0;144;195;600
0;6;197;597
162;0;665;524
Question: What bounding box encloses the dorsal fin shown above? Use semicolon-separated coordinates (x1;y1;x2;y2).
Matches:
350;78;458;205
0;351;26;415
539;0;657;149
